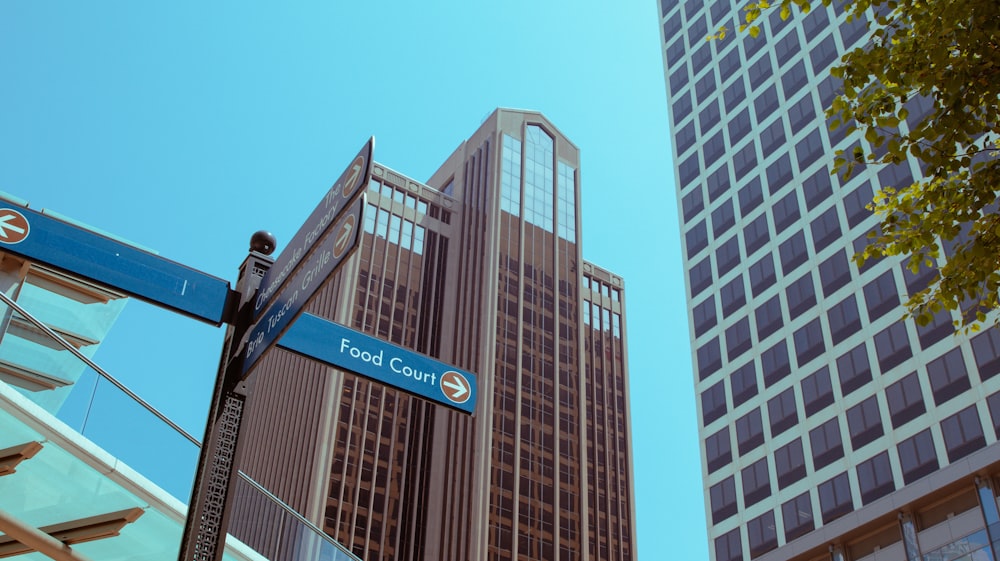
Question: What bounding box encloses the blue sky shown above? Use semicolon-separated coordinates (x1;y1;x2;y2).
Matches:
0;2;705;559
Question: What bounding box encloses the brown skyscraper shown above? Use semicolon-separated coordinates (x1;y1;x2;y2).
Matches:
230;109;636;561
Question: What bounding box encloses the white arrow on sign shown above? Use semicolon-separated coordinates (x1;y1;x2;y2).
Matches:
336;222;353;249
0;214;26;239
442;375;468;399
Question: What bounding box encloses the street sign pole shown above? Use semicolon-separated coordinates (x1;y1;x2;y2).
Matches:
178;234;274;561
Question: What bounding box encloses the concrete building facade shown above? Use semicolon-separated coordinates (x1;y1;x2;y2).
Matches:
232;109;637;561
657;1;1000;560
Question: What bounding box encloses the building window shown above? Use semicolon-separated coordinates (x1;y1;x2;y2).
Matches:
818;472;854;524
742;458;772;507
796;128;826;171
810;417;845;470
779;231;809;275
916;307;953;349
736;408;765;456
840;10;869;45
766;153;794;195
718;42;742;79
837;342;872;396
717;236;742;277
941;405;987;463
695;71;718;105
810;206;843;251
721;276;746;318
673;89;693;125
749;253;777;297
701;380;727;426
682;186;705;223
782;60;808;99
712;199;736;236
501;135;522;216
857;451;895;505
697;336;722;380
789;94;817;135
793;318;825;367
733;141;758;178
972;327;1000;381
743;214;771;257
676;120;697;156
847;396;884;450
802;5;829;40
731;361;759;408
802;166;833;211
665;36;686;66
802;366;835;416
755;295;784;340
748;54;774;90
927;348;972;405
782;492;815;542
729;108;753;146
828;294;861;345
819;249;852;297
724;79;747;112
810;35;838;73
771;190;800;234
523;125;556;233
768;387;798;437
786;273;816;319
865;269;899;321
726;317;753;360
693;297;718;337
898;429;939;484
817;73;843;107
754;85;780;120
690;255;713;297
685;220;709;259
747;510;779;558
707;163;731;202
738;176;764;216
885;372;926;429
762;340;792;387
700;100;722;134
715;528;743;561
987;391;1000;439
878;161;914;190
842;181;874;228
874;322;913;374
760;119;787;156
710;476;738;524
775;438;807;489
706;426;733;474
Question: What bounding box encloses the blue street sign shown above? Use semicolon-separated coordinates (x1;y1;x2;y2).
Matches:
0;201;230;325
278;312;478;415
240;196;365;378
253;138;374;320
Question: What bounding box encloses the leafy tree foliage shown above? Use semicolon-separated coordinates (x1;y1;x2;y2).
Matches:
722;0;1000;329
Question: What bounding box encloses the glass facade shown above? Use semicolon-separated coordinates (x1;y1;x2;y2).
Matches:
659;0;1000;560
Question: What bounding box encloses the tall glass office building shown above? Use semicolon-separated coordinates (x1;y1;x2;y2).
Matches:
230;109;637;561
658;1;1000;560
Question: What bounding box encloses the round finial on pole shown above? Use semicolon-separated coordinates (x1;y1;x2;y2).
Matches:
250;230;276;255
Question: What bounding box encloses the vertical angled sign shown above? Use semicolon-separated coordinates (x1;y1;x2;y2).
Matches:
239;195;365;378
253;137;374;320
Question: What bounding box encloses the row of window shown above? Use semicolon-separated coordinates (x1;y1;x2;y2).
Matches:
710;397;1000;552
703;328;1000;474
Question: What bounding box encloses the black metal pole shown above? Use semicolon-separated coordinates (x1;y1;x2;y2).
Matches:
179;233;274;561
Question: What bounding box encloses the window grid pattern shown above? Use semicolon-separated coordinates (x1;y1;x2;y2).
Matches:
662;0;1000;559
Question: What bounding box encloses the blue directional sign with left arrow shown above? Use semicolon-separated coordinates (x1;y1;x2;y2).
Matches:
0;201;231;325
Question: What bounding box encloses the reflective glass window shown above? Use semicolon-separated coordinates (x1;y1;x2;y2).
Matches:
697;336;722;380
898;429;938;484
857;451;895;505
886;372;926;429
810;35;838;73
693;297;717;338
706;426;733;473
779;231;809;274
782;492;815;541
819;249;851;297
742;457;771;506
768;387;798;437
802;166;833;210
802;366;834;416
707;164;731;202
941;405;986;463
690;255;713;297
702;379;727;426
723;79;747;112
732;142;758;178
766;153;794;195
685;220;708;259
837;342;872;395
762;340;791;387
665;37;687;67
771;190;800;234
810;206;842;251
743;214;771;256
789;94;816;135
747;510;779;558
716;236;742;277
827;294;861;345
874;322;913;373
796;128;826;170
749;253;776;296
842;181;873;228
700;100;722;134
731;361;759;408
682;187;705;223
749;54;773;90
786;273;816;319
802;5;829;40
754;85;780;121
728;108;752;146
863;270;900;321
971;327;1000;381
775;438;807;489
760;119;787;155
673;90;693;125
711;199;736;236
927;348;971;406
696;71;718;105
738;176;764;216
782;59;809;99
818;471;854;524
810;417;845;470
755;295;783;341
736;408;765;455
726;317;752;360
721;276;746;318
715;528;742;561
847;395;884;450
793;318;825;367
710;476;738;524
719;44;742;81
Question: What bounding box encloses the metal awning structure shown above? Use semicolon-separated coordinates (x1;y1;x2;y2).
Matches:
0;382;265;561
